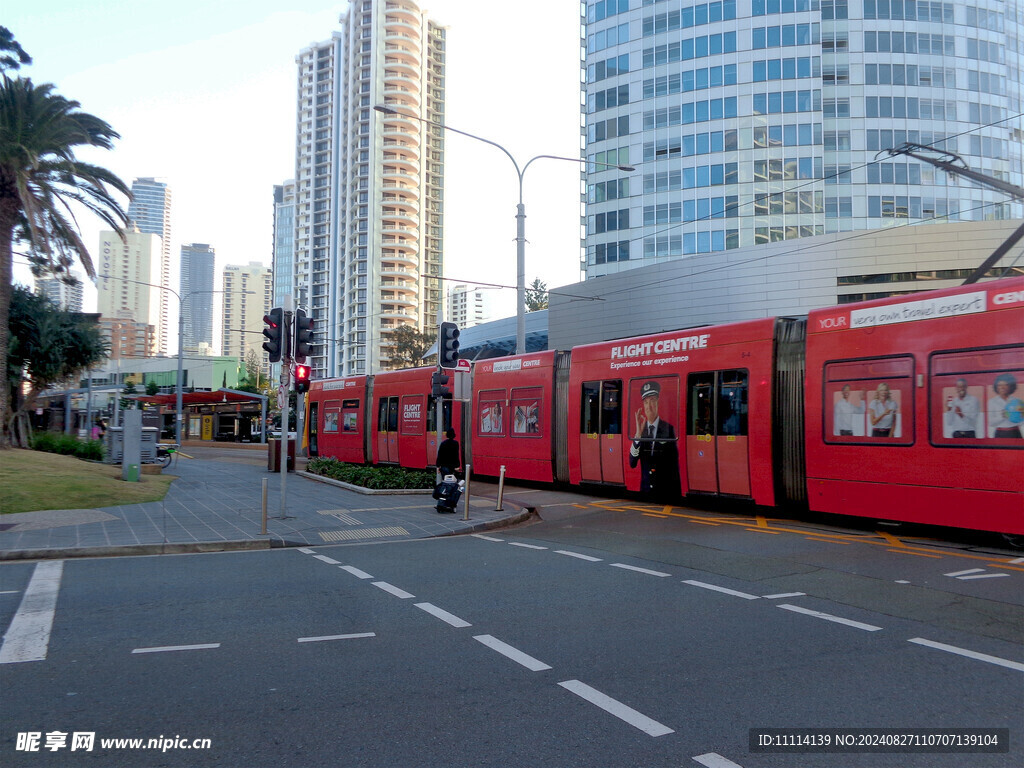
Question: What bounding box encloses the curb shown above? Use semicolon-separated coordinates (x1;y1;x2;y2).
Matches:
0;539;271;561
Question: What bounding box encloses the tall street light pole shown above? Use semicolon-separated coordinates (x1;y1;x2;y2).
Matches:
373;105;634;355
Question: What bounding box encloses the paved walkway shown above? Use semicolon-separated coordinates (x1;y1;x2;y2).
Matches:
0;450;531;560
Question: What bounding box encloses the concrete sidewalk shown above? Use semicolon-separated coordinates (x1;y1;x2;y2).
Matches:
0;451;532;560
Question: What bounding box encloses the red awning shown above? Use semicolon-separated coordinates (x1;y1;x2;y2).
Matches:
130;389;265;406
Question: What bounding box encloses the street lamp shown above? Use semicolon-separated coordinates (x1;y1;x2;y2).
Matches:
374;104;634;355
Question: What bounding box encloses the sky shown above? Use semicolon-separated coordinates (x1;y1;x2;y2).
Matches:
8;0;584;330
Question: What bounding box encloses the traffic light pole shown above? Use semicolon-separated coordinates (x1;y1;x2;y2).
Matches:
278;295;293;519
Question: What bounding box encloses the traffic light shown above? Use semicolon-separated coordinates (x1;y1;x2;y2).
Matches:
262;307;284;363
294;308;314;365
431;369;450;397
439;321;460;368
294;363;311;394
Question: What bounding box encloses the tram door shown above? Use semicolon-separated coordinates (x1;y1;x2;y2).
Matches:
579;381;624;485
377;396;400;463
686;370;750;496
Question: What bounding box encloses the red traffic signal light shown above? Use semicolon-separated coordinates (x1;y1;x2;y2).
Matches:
262;307;284;363
294;363;311;394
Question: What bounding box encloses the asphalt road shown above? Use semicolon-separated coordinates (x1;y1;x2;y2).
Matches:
1;509;1021;767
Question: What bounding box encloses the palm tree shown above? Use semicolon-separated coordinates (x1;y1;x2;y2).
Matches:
0;74;130;447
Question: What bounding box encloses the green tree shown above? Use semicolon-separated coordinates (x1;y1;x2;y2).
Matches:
388;324;435;370
1;74;130;448
145;379;160;396
6;287;107;446
120;380;138;411
525;278;548;311
0;27;31;73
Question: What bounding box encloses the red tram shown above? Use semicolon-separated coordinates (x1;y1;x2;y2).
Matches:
307;277;1024;536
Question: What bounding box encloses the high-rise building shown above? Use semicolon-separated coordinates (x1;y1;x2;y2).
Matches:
290;0;447;377
179;243;216;353
99;312;156;360
221;262;273;369
96;226;163;357
35;273;84;312
127;177;172;353
272;181;296;309
447;284;495;329
581;1;1023;279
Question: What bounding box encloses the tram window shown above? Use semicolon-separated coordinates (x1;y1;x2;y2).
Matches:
378;397;399;432
718;370;748;436
400;395;424;435
601;382;622;435
426;397;453;434
688;373;716;436
581;383;601;434
478;389;506;435
324;399;341;433
931;346;1024;445
824;356;913;444
511;387;542;436
342;399;359;433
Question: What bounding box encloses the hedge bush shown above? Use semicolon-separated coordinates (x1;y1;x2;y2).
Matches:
306;457;435;490
31;432;105;461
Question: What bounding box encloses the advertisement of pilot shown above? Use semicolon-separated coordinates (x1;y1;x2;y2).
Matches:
628;379;682;502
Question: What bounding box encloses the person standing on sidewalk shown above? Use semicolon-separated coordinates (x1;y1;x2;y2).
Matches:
436;428;461;478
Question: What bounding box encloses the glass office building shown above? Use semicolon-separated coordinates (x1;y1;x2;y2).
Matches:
582;0;1023;279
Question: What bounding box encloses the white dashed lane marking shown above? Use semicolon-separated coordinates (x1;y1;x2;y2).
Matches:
554;550;603;562
372;581;416;599
473;635;552;671
692;753;745;767
297;633;375;643
683;580;759;600
558;679;674;737
339;565;374;579
132;644;220;654
908;638;1024;672
610;563;671;577
414;602;472;628
777;604;882;632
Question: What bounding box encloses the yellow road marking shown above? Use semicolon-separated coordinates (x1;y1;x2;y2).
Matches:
989;563;1024;572
755;516;769;528
805;537;850;545
579;501;1018;565
877;530;905;548
886;549;942;558
643;513;668;519
747;528;782;534
176;451;194;459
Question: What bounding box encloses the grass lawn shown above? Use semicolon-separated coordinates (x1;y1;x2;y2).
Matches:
0;449;174;515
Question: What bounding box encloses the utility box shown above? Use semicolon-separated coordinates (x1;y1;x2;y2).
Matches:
106;426;159;464
268;438;295;472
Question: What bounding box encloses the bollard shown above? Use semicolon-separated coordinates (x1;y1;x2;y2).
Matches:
261;477;268;535
463;464;472;521
495;465;506;511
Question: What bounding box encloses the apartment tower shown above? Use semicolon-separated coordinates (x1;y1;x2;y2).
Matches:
221;262;273;370
582;1;1023;282
179;243;216;353
291;0;447;377
126;177;172;354
96;226;163;357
